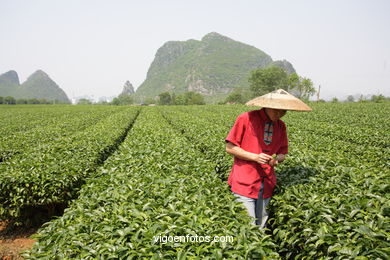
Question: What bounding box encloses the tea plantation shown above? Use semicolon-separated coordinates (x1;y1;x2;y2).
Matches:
0;103;388;259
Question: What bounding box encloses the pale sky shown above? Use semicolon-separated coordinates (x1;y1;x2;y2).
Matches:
1;0;389;100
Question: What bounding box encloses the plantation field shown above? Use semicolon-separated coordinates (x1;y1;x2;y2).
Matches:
0;103;389;259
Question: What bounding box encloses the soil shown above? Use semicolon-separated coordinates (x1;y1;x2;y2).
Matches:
0;203;67;259
0;221;37;260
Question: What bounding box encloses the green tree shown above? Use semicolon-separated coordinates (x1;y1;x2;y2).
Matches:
331;97;339;103
144;97;156;105
0;96;3;104
346;95;355;102
371;94;387;103
38;98;49;104
249;66;289;96
4;96;16;104
111;97;120;105
288;74;316;99
300;78;316;99
77;98;93;105
184;92;205;105
27;98;40;104
117;94;134;105
287;73;300;92
173;92;205;105
174;94;186;105
158;92;173;105
16;99;28;104
224;89;244;104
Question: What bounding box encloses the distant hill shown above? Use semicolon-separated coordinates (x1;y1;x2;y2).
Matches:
0;70;70;103
135;32;295;103
120;81;135;95
0;70;20;97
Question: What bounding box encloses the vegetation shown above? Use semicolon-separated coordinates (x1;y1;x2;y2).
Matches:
111;93;135;106
0;106;140;223
0;103;387;258
249;66;289;96
249;67;316;99
346;95;355;102
370;94;389;103
287;73;316;99
26;107;277;258
222;89;245;104
269;103;389;259
76;98;93;105
0;96;67;104
157;91;205;105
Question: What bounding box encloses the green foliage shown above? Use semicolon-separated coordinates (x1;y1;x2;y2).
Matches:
16;98;28;104
111;93;135;106
177;91;205;105
358;94;367;102
288;73;316;99
27;107;278;258
346;95;355;102
331;97;339;103
144;97;156;105
0;106;140;223
371;94;389;103
4;96;16;104
249;69;315;99
111;97;120;105
249;66;289;96
158;92;173;105
77;98;93;105
2;103;388;258
158;91;205;105
299;77;316;99
269;102;389;259
0;96;59;105
223;89;245;104
287;72;300;91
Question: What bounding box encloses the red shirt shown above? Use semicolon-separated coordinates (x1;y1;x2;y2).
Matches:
226;108;288;199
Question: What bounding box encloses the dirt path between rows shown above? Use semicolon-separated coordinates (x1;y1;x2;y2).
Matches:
0;221;37;259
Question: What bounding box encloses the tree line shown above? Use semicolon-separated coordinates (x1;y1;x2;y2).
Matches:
2;65;388;105
107;91;206;106
222;66;315;104
222;66;389;104
0;96;68;105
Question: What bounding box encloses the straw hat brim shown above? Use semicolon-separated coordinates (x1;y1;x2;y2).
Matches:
246;89;312;111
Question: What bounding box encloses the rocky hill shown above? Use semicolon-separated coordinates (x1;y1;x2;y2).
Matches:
120;81;135;95
135;32;295;103
0;70;70;103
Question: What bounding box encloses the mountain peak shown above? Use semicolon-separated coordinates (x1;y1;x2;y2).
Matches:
30;69;49;78
0;69;70;102
121;81;135;95
0;70;20;85
201;32;233;42
136;33;295;103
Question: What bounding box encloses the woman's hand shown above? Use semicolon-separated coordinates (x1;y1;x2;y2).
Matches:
268;154;286;166
268;159;278;167
252;153;273;164
226;142;285;166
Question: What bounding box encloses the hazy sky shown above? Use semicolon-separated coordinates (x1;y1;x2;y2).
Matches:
1;0;389;100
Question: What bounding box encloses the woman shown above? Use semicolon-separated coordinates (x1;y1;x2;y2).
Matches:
225;89;312;228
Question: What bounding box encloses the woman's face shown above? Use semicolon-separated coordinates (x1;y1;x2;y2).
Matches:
265;108;287;121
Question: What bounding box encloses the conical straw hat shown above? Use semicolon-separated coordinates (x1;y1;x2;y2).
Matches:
246;89;312;111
